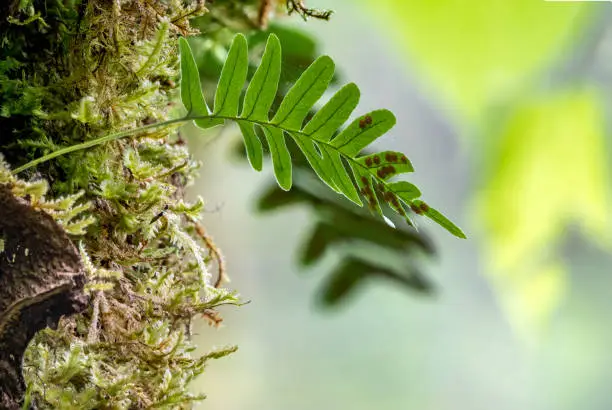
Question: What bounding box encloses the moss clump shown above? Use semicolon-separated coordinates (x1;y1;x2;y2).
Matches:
0;1;241;408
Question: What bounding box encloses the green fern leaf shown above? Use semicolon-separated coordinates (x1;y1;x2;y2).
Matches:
271;55;335;129
412;200;466;239
179;34;466;238
387;181;421;202
213;34;249;117
262;126;293;190
354;151;414;180
241;34;282;121
236;121;263;171
320;145;362;205
178;37;211;119
303;83;360;142
235;34;282;173
331;110;396;156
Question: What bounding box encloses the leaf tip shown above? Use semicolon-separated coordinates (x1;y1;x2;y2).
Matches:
416;202;466;239
178;37;191;55
268;33;282;47
453;228;467;239
233;33;248;47
279;180;292;191
318;55;335;69
382;215;396;228
346;82;360;94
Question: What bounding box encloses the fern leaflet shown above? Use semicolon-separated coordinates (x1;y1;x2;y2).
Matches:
180;34;465;238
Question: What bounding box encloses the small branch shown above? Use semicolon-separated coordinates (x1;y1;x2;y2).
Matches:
87;292;103;343
12;118;187;174
258;0;273;29
285;0;333;21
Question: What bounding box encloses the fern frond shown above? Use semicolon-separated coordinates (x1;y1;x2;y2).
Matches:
14;35;463;239
179;34;465;238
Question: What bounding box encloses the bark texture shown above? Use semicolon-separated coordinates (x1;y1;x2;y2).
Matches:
0;185;88;409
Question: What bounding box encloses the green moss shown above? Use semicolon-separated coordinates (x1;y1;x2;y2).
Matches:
0;1;240;408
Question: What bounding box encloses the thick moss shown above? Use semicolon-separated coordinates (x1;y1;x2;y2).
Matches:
1;2;238;408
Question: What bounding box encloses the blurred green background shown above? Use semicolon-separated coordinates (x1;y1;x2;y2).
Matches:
187;1;612;409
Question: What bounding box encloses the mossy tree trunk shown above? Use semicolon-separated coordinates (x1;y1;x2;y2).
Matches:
0;186;89;409
0;1;240;408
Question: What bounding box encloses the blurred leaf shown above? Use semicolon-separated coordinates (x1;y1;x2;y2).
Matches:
363;0;595;123
479;89;610;269
256;170;434;251
301;222;341;266
318;258;369;306
497;262;567;343
476;89;610;340
250;23;328;94
318;257;433;308
250;23;317;63
256;180;307;211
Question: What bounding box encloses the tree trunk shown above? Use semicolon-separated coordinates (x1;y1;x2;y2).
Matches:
0;1;237;407
0;185;88;409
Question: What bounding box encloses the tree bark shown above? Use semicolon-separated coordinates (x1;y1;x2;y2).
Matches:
0;185;88;409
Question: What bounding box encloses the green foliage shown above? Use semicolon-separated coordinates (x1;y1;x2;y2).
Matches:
179;33;466;238
0;157;94;235
359;0;609;341
363;0;595;123
476;89;610;339
318;257;430;306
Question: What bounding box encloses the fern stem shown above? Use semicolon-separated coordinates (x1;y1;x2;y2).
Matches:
14;114;377;188
11;118;187;174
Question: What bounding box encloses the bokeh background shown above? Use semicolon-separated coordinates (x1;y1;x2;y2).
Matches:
187;1;612;409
